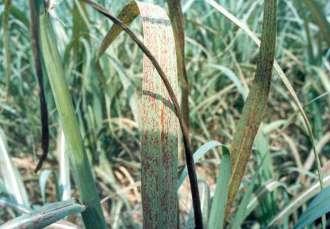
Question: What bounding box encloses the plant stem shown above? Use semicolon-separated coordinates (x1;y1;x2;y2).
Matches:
226;0;277;216
166;0;190;132
3;0;11;98
28;0;50;172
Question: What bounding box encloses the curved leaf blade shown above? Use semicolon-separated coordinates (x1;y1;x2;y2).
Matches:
295;187;330;229
269;175;330;226
0;200;85;229
177;141;223;189
0;129;29;207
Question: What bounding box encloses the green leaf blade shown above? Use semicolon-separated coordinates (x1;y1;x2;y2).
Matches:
208;147;232;229
38;5;106;228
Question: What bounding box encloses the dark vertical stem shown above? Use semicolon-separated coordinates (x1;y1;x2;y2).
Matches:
29;0;50;172
3;0;11;97
166;2;203;227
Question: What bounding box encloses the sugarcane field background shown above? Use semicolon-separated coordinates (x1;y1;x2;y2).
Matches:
0;0;330;228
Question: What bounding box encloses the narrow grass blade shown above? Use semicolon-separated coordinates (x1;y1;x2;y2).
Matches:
208;146;231;229
72;0;89;54
39;169;53;203
0;197;30;214
231;155;268;228
268;175;330;226
0;200;85;229
209;64;248;100
302;0;330;47
295;186;330;229
183;0;196;13
178;140;223;188
246;180;289;217
56;129;71;201
38;3;106;228
107;55;141;125
0;129;29;207
201;181;211;228
231;170;258;228
8;4;29;28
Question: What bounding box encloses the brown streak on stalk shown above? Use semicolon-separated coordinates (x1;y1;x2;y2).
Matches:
226;0;277;217
139;3;178;227
82;0;202;228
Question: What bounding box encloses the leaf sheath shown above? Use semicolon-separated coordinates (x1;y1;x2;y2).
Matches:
226;0;277;215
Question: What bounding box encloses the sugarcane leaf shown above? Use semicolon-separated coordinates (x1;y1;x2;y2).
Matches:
269;175;330;226
0;129;30;207
0;200;84;229
208;146;232;229
295;186;330;229
178;141;223;189
38;3;106;227
39;169;53;203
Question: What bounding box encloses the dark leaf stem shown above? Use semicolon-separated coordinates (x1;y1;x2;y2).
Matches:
29;0;50;172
